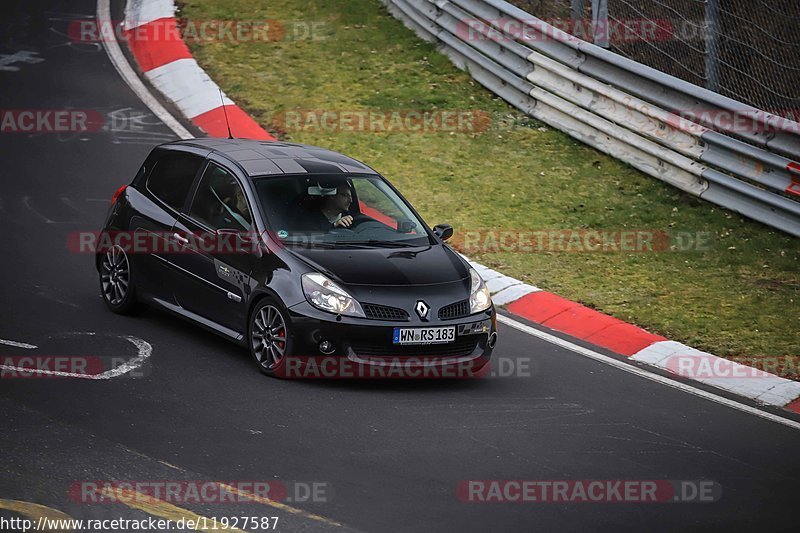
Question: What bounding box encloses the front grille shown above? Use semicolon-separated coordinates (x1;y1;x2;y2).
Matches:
350;336;479;358
362;303;409;321
438;300;470;320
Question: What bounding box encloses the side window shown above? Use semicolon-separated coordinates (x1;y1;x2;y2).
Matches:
352;179;419;233
147;152;204;210
189;163;253;231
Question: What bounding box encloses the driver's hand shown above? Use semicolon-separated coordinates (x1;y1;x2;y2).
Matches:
334;215;353;228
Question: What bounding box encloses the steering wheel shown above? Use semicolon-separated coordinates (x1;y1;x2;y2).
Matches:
328;214;388;235
347;214;371;225
348;215;391;234
327;214;365;233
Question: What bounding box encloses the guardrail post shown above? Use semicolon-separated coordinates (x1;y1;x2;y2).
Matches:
571;0;585;22
591;0;609;48
704;0;721;92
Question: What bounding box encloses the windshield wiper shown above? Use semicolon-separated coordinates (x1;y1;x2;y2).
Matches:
285;240;337;249
286;240;422;249
347;240;420;248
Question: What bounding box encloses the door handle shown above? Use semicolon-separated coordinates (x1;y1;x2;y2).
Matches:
173;233;189;245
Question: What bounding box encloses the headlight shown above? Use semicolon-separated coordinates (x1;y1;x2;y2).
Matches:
302;273;365;318
469;268;492;314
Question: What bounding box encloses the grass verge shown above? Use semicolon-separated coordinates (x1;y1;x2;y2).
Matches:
179;0;799;367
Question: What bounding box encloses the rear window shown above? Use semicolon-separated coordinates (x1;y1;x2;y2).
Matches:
146;152;204;210
131;163;148;186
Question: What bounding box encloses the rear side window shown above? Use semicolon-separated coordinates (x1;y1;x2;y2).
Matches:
188;163;253;231
147;152;204;210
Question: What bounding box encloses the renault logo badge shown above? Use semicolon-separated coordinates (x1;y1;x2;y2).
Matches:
415;300;430;320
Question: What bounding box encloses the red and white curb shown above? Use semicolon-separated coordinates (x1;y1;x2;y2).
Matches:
480;265;800;412
123;0;274;140
120;0;800;415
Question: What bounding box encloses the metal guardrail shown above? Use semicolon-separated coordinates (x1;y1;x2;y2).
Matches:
382;0;800;237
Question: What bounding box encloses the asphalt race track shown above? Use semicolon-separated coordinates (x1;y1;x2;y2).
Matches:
1;1;799;531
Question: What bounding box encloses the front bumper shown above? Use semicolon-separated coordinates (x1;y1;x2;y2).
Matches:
282;300;496;377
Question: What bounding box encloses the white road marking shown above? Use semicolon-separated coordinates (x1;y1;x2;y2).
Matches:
22;195;81;224
60;197;93;219
497;314;800;431
0;51;44;72
22;195;56;224
0;334;152;379
99;335;152;379
97;0;192;139
0;339;38;349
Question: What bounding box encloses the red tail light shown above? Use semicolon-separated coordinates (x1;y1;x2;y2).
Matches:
111;185;127;206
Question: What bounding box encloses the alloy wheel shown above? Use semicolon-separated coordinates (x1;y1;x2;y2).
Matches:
251;305;287;370
101;245;130;306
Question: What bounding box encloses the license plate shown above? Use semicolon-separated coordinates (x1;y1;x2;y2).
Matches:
392;326;456;345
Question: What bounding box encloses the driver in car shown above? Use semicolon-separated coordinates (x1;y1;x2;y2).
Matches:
318;186;354;229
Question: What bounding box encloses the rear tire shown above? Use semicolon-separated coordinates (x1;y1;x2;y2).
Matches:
249;297;293;377
99;245;140;315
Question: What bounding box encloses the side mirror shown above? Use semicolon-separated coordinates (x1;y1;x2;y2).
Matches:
216;228;253;241
433;223;454;241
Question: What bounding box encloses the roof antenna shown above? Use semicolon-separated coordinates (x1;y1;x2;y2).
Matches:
219;88;234;139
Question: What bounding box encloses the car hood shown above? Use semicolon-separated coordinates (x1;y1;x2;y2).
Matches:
287;244;470;286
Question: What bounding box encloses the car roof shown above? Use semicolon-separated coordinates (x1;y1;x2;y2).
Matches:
168;138;377;178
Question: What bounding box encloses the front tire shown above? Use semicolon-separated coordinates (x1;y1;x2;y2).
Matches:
249;298;292;377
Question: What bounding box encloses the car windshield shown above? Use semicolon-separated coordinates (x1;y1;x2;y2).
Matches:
253;174;432;247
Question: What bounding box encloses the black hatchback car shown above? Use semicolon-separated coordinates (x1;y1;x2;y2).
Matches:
98;139;497;377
